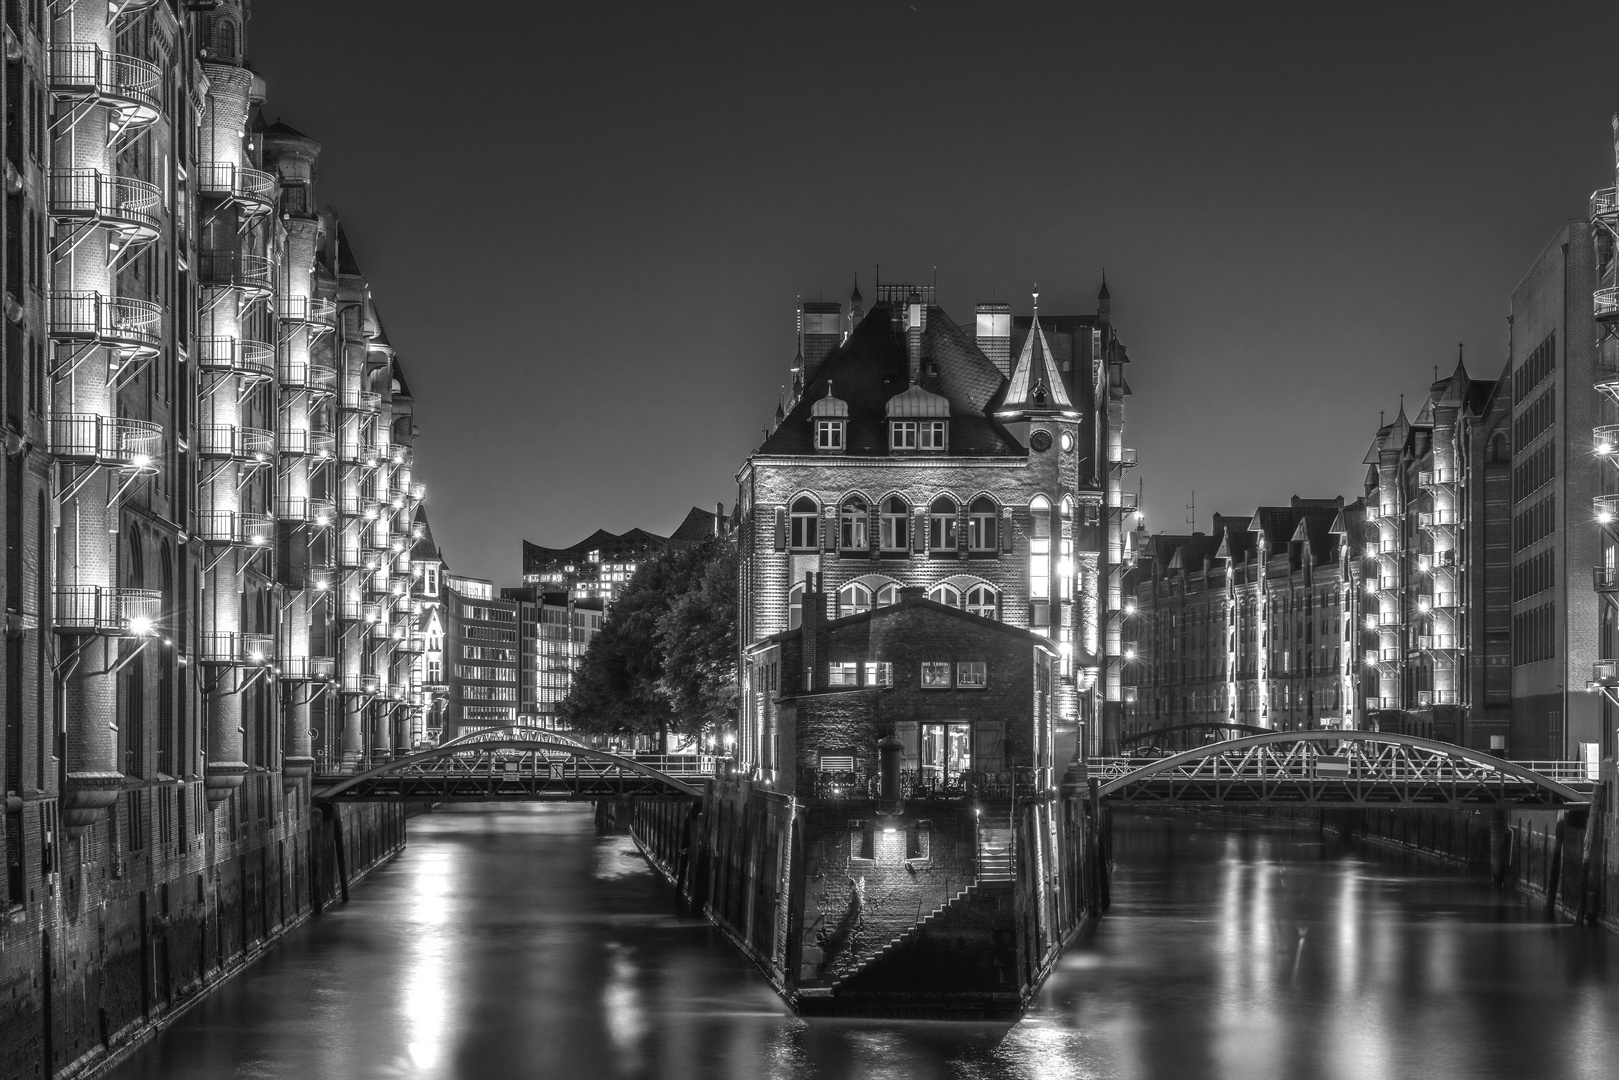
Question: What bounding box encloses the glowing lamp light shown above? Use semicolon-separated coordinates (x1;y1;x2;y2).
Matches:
248;650;265;663
1418;598;1431;612
1124;647;1137;660
1365;616;1378;630
129;453;152;470
1125;602;1137;614
1599;442;1614;456
127;615;154;636
1600;509;1616;525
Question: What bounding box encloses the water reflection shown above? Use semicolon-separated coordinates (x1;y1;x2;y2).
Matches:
109;807;1619;1080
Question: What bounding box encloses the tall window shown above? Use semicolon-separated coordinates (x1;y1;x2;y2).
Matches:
838;582;872;617
880;496;909;551
968;496;998;552
965;584;998;619
840;497;868;551
790;496;819;550
929;583;962;608
928;496;958;552
787;583;804;630
1030;537;1050;599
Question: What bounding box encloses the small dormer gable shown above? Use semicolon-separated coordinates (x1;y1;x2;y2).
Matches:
810;383;848;452
885;383;951;453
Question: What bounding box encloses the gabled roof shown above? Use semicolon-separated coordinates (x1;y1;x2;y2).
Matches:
747;592;1059;654
411;506;440;560
335;224;364;278
391;357;412;399
669;506;722;544
755;303;1021;457
999;315;1074;413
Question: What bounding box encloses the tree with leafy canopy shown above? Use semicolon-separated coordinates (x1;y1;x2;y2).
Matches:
559;537;736;751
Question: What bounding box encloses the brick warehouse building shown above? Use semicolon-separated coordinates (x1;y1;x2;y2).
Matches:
1;2;427;1072
736;280;1137;773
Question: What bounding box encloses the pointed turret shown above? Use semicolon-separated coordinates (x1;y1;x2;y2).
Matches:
998;314;1074;415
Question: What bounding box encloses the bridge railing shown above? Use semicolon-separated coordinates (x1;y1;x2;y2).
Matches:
1087;753;1595;788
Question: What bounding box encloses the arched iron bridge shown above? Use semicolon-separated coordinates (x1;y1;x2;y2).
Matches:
1088;731;1594;809
313;739;714;802
1118;722;1270;747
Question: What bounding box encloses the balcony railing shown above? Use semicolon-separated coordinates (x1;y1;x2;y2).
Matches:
1425;591;1458;610
278;427;336;459
47;170;162;236
1416;690;1459;706
47;45;162;121
1418;509;1459;529
1596;425;1619;457
200;632;276;666
196;424;274;460
1418;634;1458;651
1594;660;1619;686
48;292;162;351
277;357;337;393
1417;467;1458;487
1112;447;1137;469
275;295;337;326
339;673;382;696
1595;494;1619;525
1377;611;1403;627
194;163;278;211
276;496;336;527
198;249;274;295
1108;490;1139;511
53;585;161;635
1598;287;1619;323
196;510;275;546
338;389;382;413
280;656;335;681
1379;647;1402;661
197;335;274;379
1596;566;1619;593
339;439;380;466
1365;696;1400;711
49;414;161;468
1594;187;1618;221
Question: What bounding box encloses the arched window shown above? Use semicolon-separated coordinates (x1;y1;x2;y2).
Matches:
876;583;900;606
929;583;962;608
840;497;868;551
928;496;958;552
879;496;909;552
787;583;804;630
790;496;819;550
968;496;998;552
838;582;872;617
965;584;998;619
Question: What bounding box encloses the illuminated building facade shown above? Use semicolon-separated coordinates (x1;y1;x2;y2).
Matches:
1593;114;1619;774
520;505;725;605
0;2;425;1071
736;280;1136;777
1122;500;1362;745
442;575;517;740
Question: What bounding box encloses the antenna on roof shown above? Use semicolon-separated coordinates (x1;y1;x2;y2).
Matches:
1186;490;1195;529
1032;285;1039;317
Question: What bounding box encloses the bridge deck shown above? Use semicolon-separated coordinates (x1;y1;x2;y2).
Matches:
313;743;716;801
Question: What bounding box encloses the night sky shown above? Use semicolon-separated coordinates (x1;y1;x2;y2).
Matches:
248;0;1619;583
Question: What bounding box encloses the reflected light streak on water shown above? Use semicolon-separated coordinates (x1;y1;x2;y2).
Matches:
106;807;1619;1080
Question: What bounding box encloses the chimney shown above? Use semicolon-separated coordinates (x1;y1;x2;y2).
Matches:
905;289;925;384
801;573;829;688
975;302;1012;377
715;501;725;537
802;301;842;382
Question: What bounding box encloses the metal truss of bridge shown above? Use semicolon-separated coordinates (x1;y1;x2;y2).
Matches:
313;739;714;802
1088;731;1594;810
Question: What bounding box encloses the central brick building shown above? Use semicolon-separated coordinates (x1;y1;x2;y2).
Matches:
735;280;1137;772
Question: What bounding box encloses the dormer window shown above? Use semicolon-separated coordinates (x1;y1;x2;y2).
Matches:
810;384;849;452
889;419;946;452
919;421;946;450
815;419;844;450
891;421;918;450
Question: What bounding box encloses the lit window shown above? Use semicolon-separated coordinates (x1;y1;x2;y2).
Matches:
891;421;918;450
965;584;998;619
968;496;998;551
838;582;872;617
1030;537;1050;599
876;583;900;606
840;497;869;550
956;661;987;688
790;496;819;550
815;419;844;450
864;661;893;686
787;583;804;630
929;583;962;608
929;496;958;551
920;421;946;450
828;662;859;687
880;496;909;551
921;662;951;688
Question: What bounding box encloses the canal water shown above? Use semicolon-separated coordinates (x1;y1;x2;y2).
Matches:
107;805;1619;1080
